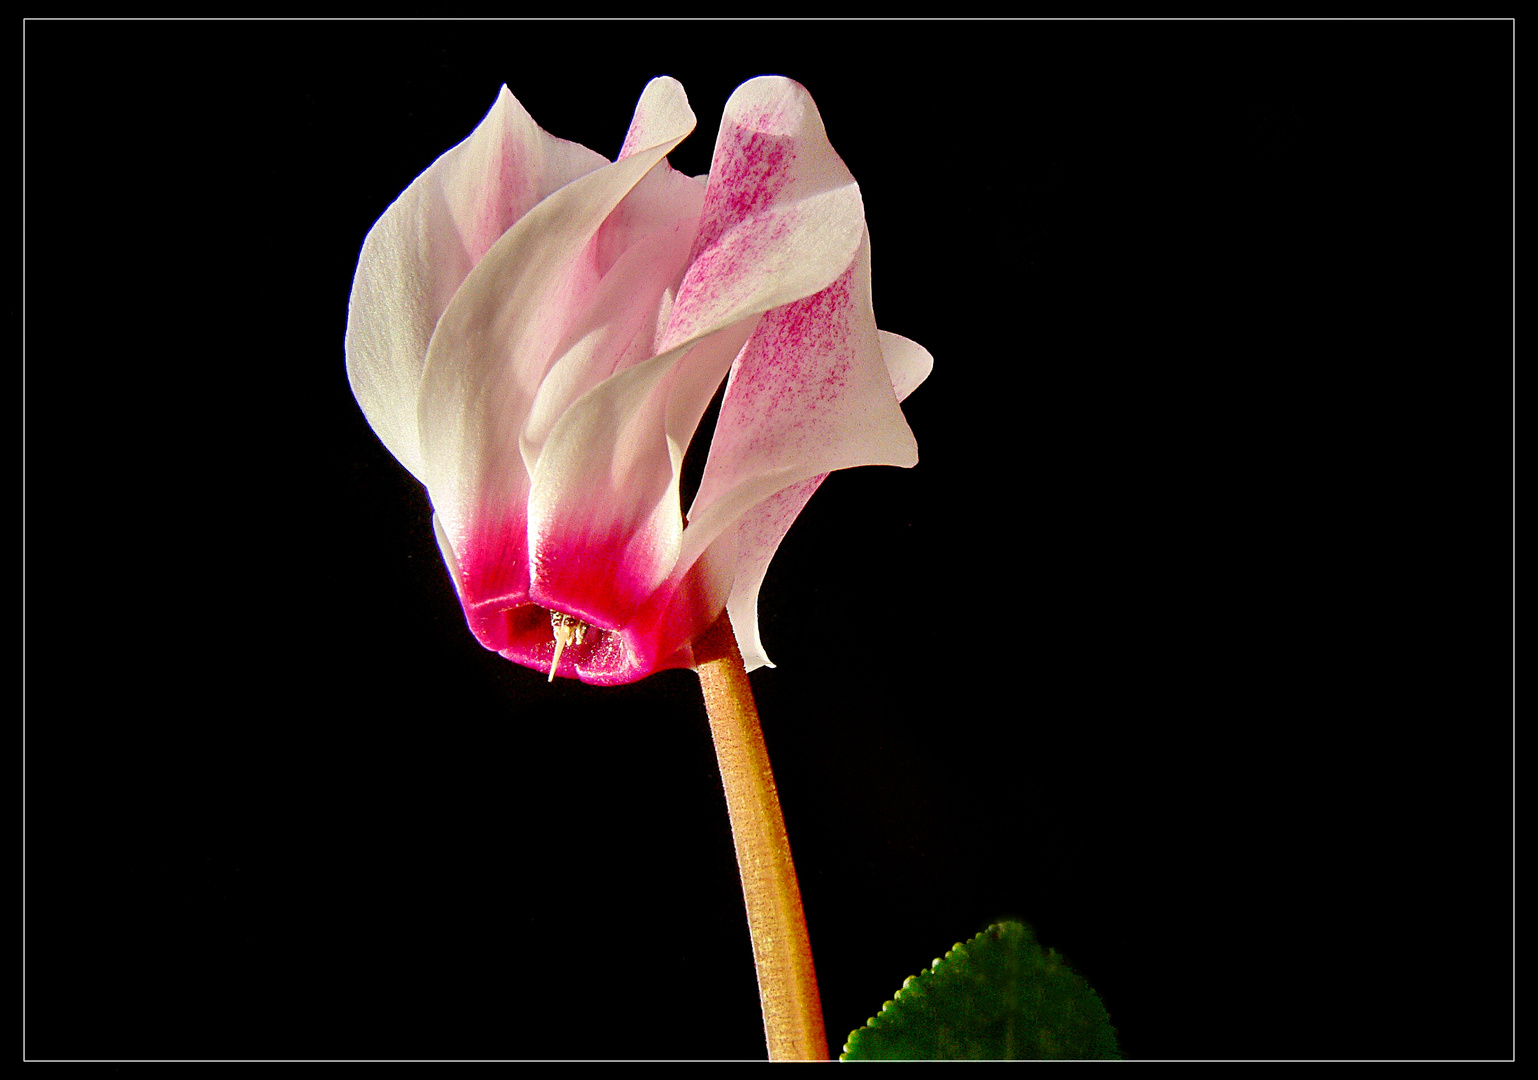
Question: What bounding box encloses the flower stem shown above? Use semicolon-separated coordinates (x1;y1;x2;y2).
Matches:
695;613;829;1062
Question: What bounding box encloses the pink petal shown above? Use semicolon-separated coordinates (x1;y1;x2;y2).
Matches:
524;342;696;634
521;76;871;680
655;76;868;462
680;231;918;571
413;78;698;662
346;86;607;481
684;233;934;670
518;166;704;474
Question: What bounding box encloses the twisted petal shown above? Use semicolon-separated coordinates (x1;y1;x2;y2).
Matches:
523;76;870;681
416;78;698;660
688;237;934;671
345;86;607;481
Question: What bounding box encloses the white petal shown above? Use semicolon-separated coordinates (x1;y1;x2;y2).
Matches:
417;78;697;578
431;511;464;600
523;76;870;630
877;330;935;405
346;86;606;481
524;344;693;626
518;166;704;475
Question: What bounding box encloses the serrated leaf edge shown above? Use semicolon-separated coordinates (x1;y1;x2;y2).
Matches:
839;927;1011;1059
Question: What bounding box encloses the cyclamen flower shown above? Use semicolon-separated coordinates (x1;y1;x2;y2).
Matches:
346;76;930;685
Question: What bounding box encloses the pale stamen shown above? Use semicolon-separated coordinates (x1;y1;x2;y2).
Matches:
547;611;589;682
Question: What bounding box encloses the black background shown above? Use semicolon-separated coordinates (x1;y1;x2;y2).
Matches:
24;18;1512;1061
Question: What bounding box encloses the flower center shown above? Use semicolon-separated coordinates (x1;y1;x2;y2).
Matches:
547;610;590;682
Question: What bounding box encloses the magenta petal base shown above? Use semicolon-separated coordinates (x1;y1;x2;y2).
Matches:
346;76;930;685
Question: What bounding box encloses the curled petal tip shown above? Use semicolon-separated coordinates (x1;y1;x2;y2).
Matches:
350;76;926;685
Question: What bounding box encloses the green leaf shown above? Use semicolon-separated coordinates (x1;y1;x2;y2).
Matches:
839;921;1120;1060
